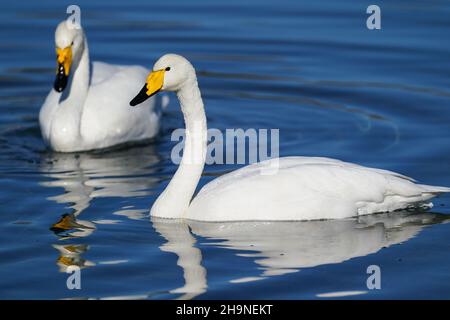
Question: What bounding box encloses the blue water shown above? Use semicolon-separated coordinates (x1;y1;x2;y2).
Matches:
1;0;450;299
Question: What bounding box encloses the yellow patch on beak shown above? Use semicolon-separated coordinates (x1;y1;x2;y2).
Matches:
56;46;72;76
129;69;165;106
146;69;165;96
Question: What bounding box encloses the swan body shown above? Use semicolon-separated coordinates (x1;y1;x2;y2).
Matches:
130;54;450;222
40;21;163;152
189;156;448;221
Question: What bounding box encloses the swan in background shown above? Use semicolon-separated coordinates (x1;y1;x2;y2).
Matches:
152;212;449;298
130;54;450;221
39;20;167;152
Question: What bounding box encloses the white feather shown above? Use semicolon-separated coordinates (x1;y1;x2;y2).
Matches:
189;157;443;221
39;22;163;152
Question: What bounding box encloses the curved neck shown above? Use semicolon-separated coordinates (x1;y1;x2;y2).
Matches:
151;79;207;219
60;38;90;109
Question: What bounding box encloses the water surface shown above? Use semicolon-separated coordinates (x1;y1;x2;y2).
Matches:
1;0;450;299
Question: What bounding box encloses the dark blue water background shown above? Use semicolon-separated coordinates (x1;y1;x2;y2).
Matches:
0;0;449;299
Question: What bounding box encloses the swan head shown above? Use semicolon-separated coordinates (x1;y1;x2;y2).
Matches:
130;54;195;106
53;21;85;92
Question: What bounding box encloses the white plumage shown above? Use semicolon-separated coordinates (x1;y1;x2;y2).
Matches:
39;21;164;152
189;156;448;221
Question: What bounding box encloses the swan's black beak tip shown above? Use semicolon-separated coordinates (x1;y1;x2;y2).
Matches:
130;84;150;107
53;84;65;93
53;64;68;92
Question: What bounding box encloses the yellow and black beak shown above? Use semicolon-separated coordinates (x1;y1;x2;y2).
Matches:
54;46;72;92
130;69;165;107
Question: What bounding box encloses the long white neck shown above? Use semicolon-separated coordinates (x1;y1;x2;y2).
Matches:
150;79;207;219
49;38;90;150
61;38;90;109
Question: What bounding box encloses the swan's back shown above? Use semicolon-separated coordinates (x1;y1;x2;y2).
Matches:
187;157;446;221
40;60;164;152
80;62;160;149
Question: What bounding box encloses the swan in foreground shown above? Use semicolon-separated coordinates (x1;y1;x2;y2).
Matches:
39;21;165;152
130;54;450;221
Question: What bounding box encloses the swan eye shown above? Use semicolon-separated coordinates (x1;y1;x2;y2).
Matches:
165;67;171;71
71;41;74;46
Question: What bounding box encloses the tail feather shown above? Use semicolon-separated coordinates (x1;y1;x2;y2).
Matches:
420;184;450;194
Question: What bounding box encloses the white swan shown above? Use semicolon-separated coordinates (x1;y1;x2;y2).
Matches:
39;21;165;152
130;54;450;221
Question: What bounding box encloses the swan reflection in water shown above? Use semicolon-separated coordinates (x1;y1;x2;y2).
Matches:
39;145;161;271
152;211;448;299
